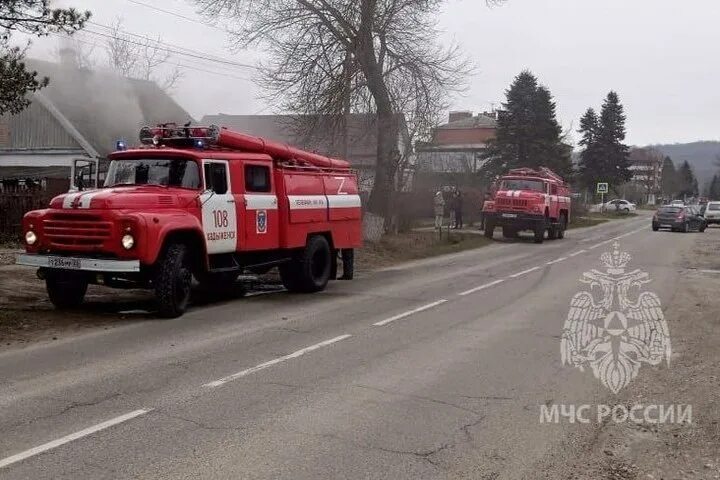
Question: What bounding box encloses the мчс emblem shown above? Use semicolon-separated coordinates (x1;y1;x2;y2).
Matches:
561;242;671;393
256;210;267;234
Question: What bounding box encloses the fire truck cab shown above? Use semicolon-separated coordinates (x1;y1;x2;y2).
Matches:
482;167;571;244
17;124;362;317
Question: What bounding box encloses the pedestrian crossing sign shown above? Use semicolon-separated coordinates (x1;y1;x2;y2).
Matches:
597;183;609;194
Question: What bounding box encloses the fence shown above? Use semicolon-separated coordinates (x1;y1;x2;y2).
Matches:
0;192;52;240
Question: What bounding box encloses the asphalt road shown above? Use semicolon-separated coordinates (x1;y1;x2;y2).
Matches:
0;212;701;479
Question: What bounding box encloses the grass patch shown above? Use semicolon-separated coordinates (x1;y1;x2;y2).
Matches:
569;211;638;229
357;231;491;271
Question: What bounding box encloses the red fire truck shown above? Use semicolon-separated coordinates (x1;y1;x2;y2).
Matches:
16;124;362;317
482;167;571;243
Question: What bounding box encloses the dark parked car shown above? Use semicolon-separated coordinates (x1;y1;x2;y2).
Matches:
652;206;707;232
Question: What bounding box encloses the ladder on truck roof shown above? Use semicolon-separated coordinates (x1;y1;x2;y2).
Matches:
507;167;564;184
138;123;351;170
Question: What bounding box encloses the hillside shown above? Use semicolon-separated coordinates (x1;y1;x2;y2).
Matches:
652;141;720;188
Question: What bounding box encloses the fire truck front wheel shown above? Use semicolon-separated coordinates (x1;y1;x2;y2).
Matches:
154;243;193;318
46;272;88;309
280;235;332;293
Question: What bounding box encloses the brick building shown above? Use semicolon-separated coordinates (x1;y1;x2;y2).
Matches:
416;111;497;175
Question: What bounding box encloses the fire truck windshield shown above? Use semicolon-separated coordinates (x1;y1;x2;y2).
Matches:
104;158;201;189
501;179;546;192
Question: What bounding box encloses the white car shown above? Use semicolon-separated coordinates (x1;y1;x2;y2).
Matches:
703;201;720;225
603;199;636;213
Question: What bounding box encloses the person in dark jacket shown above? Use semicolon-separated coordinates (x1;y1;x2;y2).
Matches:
452;191;463;229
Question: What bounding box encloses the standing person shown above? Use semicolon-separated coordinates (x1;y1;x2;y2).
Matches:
434;190;445;231
453;191;464;229
479;191;491;231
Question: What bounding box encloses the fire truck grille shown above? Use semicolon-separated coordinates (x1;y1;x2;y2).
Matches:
43;213;113;248
496;198;529;209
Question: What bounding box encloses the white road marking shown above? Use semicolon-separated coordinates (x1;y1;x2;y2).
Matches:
0;409;151;470
698;269;720;274
458;279;505;297
204;335;352;388
546;256;567;265
568;249;587;257
373;300;448;327
508;266;540;278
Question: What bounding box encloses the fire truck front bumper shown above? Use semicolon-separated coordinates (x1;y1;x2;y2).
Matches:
16;254;141;273
484;212;546;229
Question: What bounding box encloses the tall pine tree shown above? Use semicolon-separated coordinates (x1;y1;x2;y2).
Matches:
577;108;602;190
660;156;678;199
481;70;572;179
596;91;631;193
677;161;698;198
708;174;720;200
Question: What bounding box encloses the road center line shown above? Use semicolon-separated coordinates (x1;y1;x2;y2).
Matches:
0;409;151;470
203;335;352;388
546;256;567;265
508;266;540;278
373;300;448;327
458;279;505;297
568;249;587;257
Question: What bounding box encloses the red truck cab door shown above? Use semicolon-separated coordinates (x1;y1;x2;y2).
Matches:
238;161;279;251
201;159;238;255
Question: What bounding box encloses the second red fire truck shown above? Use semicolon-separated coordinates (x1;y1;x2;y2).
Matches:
17;124;362;317
482;167;571;243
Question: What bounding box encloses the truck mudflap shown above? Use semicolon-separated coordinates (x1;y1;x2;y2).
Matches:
16;254;141;273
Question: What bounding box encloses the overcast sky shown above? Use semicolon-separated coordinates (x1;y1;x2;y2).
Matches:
26;0;720;147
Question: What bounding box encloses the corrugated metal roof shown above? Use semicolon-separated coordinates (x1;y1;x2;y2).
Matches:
0;100;80;150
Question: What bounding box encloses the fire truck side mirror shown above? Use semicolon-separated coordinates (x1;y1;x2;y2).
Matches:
69;158;99;192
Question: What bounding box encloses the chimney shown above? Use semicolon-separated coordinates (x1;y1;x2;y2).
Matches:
448;111;472;123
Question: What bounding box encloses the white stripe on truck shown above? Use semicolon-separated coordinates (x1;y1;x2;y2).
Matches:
245;194;278;210
288;194;361;210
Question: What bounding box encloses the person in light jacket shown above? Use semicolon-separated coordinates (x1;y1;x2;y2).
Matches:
434;190;445;230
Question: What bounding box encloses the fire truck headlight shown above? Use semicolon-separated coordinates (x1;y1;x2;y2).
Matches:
25;231;37;246
121;234;135;250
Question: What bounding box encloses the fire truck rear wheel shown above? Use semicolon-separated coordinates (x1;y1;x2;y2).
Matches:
280;235;332;293
46;273;88;309
484;221;495;239
557;214;567;239
154;243;193;318
533;223;545;244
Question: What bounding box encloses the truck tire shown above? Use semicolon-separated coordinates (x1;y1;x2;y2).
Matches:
547;224;558;240
533;223;545;244
154;243;192;318
280;235;332;293
46;273;88;309
557;214;567;239
484;221;495;239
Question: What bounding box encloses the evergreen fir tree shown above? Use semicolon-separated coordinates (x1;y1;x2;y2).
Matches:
708;175;720;200
577;108;602;190
481;70;572;179
595;91;631;193
660;156;678;199
677;161;697;198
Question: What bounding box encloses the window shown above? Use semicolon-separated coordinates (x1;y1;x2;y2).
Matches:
245;165;271;192
500;179;545;192
204;162;228;194
104;158;200;189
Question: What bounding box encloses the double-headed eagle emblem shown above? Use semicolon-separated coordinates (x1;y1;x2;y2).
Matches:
561;242;671;393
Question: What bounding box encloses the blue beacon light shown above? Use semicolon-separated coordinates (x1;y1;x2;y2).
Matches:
195;139;205;149
116;140;127;151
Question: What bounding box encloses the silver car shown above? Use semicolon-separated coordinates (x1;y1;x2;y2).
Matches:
703;201;720;225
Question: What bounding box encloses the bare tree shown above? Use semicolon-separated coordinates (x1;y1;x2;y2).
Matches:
194;0;503;218
104;17;183;91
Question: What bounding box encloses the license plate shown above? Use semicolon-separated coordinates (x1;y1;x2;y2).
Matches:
48;257;82;269
660;224;672;228
502;213;518;218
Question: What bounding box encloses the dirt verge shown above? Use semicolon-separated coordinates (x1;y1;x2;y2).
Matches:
536;227;720;480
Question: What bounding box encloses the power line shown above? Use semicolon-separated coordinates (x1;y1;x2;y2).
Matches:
86;21;252;71
82;28;256;70
49;32;254;82
123;0;228;32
